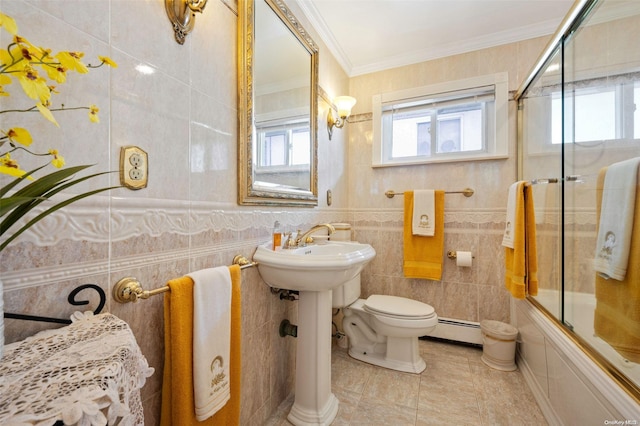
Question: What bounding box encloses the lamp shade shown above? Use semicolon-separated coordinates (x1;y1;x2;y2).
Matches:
333;96;357;118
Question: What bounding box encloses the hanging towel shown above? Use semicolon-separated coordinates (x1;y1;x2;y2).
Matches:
189;267;232;421
533;181;558;225
403;190;445;280
161;265;242;426
594;166;640;363
502;182;520;248
504;182;539;299
593;157;640;281
412;189;435;236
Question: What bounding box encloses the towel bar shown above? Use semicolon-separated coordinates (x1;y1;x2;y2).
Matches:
113;255;257;304
385;188;474;198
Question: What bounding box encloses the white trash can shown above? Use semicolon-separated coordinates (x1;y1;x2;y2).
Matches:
480;320;518;371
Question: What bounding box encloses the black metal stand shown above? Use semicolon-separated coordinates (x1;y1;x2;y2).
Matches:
4;284;106;324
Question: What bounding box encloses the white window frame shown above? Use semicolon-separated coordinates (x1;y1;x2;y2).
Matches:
525;79;639;155
372;72;509;167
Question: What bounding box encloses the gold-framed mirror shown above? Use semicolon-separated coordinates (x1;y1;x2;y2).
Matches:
238;0;319;206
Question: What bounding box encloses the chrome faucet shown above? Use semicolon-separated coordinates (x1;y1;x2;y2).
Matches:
292;223;336;247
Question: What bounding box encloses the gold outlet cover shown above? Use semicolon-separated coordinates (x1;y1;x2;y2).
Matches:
120;146;148;190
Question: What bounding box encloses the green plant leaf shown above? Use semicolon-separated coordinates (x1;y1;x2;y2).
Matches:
0;164;48;198
1;168;116;237
0;195;45;217
12;165;93;198
0;185;120;252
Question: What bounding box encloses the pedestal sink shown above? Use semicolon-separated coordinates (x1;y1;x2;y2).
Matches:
253;241;376;426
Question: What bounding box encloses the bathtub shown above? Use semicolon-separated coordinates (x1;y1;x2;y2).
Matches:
513;291;640;425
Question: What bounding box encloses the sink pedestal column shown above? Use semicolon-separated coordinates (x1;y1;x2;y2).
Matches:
287;289;339;426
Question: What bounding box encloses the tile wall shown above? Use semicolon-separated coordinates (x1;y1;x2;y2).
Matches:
0;0;553;423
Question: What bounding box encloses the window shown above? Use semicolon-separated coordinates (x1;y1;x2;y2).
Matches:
551;81;638;144
372;73;508;166
256;121;310;171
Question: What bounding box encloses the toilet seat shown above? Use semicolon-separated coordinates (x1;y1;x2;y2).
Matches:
364;295;435;320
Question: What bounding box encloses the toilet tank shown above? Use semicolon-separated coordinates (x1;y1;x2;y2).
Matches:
332;275;361;308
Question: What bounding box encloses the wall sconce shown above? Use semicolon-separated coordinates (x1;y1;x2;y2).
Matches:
165;0;208;45
327;96;356;140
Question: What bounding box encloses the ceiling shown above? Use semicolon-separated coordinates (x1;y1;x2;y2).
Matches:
296;0;576;77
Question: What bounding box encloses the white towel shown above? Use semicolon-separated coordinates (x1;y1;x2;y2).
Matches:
594;157;640;281
412;189;435;236
189;266;232;421
502;182;521;248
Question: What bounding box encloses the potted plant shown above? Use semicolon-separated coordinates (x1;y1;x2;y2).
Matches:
0;10;119;356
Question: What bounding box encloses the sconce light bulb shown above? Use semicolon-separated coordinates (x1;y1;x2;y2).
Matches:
327;95;356;140
334;96;357;118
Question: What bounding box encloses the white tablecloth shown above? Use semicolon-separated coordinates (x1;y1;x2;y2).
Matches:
0;312;154;425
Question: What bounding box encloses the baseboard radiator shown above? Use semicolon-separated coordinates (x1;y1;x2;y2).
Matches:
423;317;483;346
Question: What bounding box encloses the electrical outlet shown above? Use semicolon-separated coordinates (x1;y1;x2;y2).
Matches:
120;146;148;190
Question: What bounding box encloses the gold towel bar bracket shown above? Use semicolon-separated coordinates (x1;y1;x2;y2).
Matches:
113;255;257;304
385;188;474;198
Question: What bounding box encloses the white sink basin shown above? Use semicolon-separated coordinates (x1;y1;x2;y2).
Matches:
253;241;376;292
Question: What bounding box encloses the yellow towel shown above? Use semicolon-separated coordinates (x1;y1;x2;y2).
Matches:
161;265;242;425
504;182;538;299
594;168;640;362
403;190;445;280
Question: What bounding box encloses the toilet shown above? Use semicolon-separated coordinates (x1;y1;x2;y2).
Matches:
333;275;438;373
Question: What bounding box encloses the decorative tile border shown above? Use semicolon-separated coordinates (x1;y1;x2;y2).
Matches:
1;195;596;291
3;196;596;248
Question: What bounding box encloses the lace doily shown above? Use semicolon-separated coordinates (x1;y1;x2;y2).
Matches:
0;312;154;426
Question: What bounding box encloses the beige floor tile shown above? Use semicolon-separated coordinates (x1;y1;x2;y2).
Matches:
362;367;421;409
264;339;547;425
348;397;417;425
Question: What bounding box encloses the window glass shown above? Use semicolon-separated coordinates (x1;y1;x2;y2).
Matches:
372;73;508;166
552;86;616;144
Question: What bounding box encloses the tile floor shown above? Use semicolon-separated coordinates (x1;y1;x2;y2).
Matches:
266;338;548;425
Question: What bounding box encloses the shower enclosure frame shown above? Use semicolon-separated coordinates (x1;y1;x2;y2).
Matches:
516;0;640;407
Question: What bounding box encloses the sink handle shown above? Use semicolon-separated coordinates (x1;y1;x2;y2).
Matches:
283;232;296;249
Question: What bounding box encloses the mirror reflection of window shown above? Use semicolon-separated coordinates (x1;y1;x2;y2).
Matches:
257;121;310;169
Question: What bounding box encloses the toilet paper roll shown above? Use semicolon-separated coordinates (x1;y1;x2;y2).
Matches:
456;251;473;267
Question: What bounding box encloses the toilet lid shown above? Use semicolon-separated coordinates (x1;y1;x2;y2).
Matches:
364;295;435;319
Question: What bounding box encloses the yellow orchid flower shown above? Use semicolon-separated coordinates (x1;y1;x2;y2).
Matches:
0;12;17;36
0;153;31;179
36;102;59;127
89;105;99;123
12;36;46;62
0;73;10;96
43;63;67;83
0;45;27;71
55;51;88;74
0;48;11;68
17;65;51;103
98;56;117;68
48;149;65;168
5;127;32;146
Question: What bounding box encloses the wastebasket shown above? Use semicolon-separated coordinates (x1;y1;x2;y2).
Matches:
480;320;518;371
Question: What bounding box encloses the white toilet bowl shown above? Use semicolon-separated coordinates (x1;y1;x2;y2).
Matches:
334;277;438;373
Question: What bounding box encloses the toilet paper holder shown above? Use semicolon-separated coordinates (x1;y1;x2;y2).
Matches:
447;251;475;260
